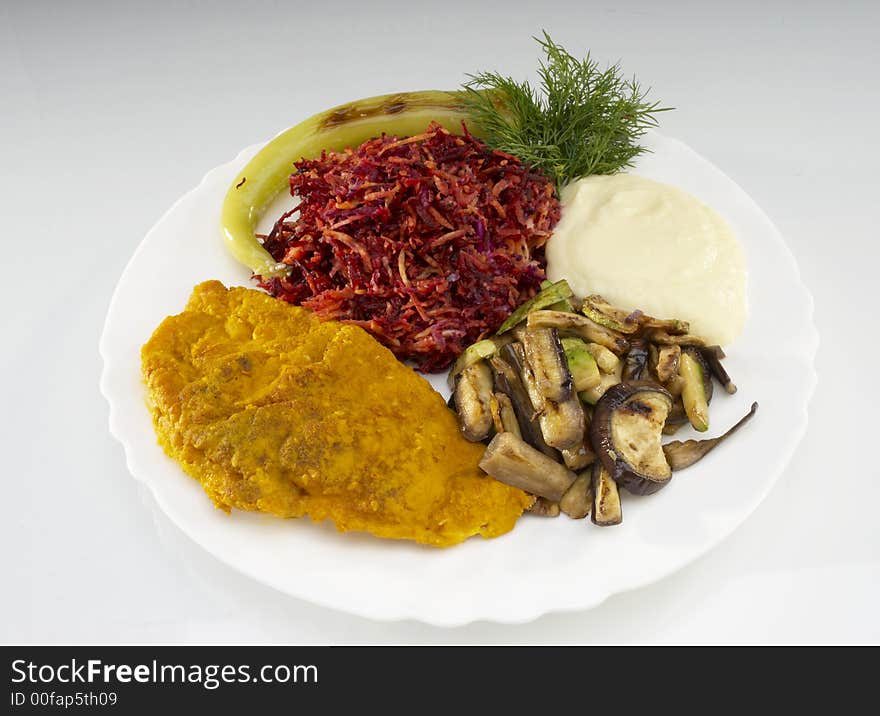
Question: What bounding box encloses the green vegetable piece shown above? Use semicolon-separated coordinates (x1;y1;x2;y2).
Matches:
446;339;500;391
679;351;710;432
581;303;626;332
580;295;641;334
561;337;600;392
539;278;574;309
497;279;574;335
548;298;575;313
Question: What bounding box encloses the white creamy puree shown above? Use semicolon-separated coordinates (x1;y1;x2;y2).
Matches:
545;174;747;346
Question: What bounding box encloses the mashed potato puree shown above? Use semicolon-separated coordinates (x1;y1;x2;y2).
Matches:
546;174;746;346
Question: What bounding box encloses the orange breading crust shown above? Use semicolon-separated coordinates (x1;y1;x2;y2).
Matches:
141;281;532;547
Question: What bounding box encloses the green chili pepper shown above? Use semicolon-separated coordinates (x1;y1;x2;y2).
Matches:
221;90;478;277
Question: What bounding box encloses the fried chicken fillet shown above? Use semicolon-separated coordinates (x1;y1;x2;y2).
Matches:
141;281;532;547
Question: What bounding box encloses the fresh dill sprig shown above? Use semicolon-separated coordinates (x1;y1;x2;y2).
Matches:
462;32;672;189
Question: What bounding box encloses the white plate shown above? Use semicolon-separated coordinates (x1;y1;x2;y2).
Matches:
100;130;817;626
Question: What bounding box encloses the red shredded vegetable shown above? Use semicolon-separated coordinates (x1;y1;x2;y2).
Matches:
257;122;560;372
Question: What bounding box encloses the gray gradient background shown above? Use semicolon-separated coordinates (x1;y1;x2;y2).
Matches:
1;0;877;643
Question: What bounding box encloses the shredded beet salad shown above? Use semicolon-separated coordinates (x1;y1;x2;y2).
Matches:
257;122;561;372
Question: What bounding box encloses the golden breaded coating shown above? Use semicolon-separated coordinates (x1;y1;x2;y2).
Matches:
141;281;532;546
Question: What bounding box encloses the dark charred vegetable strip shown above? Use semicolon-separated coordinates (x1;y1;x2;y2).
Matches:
504;342;544;413
496;280;574;335
479;432;577;502
623;340;649;381
489;355;558;458
591;463;622;526
522;327;572;403
700;345;737;395
501;342;584;450
560;472;592;519
664;402;758;470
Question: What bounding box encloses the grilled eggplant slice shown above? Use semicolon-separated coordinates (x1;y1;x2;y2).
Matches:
623;340;649;381
586;342;620;374
489;392;521;439
561;337;601;391
561;433;596;471
679;349;711;432
528;497;561;517
591;462;622;526
479;432;578;502
591;382;674;495
489;354;558;459
655;344;681;383
701;345;737;395
649;330;707;347
504;342;544;413
497;279;574;334
526;310;629;355
447;337;508;390
539;397;587;451
453;361;494;441
503;342;585;451
664;402;758;470
560;472;593;519
522;327;572;402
